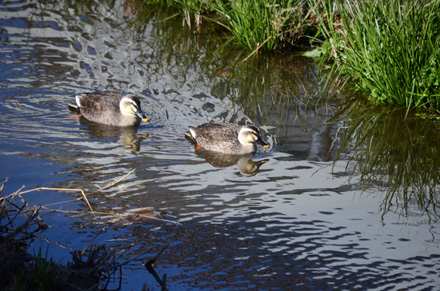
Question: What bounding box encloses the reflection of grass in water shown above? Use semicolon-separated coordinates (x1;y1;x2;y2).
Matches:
211;53;335;133
128;1;333;132
128;2;250;85
335;98;440;218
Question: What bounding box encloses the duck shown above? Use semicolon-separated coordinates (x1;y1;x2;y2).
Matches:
70;91;149;126
185;123;269;155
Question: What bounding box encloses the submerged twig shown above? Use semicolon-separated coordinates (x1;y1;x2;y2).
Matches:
145;242;171;291
19;187;95;216
241;36;272;63
90;168;136;194
36;206;179;225
8;169;138;217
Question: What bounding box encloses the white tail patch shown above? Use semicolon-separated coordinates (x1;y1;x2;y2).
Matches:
75;95;83;107
189;127;197;138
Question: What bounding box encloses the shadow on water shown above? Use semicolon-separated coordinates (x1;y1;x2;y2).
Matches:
332;96;440;219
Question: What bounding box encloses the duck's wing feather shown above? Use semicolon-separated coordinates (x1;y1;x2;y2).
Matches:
76;91;121;115
192;123;240;151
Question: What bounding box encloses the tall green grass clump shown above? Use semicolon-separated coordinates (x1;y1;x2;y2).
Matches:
313;0;440;113
212;0;307;51
143;0;311;51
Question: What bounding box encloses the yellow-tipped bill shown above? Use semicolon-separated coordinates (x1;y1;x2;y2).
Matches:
257;136;269;148
135;109;150;123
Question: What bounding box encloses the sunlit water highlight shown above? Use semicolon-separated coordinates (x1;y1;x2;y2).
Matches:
0;1;439;290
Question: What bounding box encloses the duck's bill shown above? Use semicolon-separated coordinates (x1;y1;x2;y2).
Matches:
257;137;270;148
135;110;150;122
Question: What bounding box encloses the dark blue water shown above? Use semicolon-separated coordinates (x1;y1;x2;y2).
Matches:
1;1;439;290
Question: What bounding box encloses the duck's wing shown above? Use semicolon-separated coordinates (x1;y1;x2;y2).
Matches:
76;91;121;113
192;123;239;149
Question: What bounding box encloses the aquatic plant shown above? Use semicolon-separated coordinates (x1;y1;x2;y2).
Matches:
312;0;440;113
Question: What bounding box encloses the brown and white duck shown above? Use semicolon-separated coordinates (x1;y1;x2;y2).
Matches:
71;91;149;126
186;123;269;155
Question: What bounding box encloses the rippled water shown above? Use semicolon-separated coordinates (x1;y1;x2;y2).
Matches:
1;1;440;290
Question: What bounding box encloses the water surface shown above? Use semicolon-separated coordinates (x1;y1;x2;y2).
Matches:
1;1;439;290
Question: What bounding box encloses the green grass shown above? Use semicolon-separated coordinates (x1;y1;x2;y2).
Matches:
138;0;440;114
143;0;311;51
211;0;307;51
14;244;61;291
312;0;440;112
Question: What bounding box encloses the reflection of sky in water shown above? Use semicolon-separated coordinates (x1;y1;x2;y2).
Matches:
0;0;439;290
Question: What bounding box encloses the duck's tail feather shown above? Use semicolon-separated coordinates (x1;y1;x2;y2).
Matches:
185;127;197;143
68;103;79;112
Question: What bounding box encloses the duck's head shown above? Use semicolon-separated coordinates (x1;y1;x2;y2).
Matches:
238;125;269;148
120;96;149;122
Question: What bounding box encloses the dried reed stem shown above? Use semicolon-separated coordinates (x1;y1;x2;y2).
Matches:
9;169;137;217
19;187;95;216
241;36;272;63
90;168;136;194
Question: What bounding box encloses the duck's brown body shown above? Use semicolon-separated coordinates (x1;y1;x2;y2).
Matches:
74;91;149;126
186;123;269;155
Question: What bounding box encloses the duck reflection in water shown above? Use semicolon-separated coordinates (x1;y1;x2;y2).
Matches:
78;118;149;153
185;123;270;176
193;147;269;176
